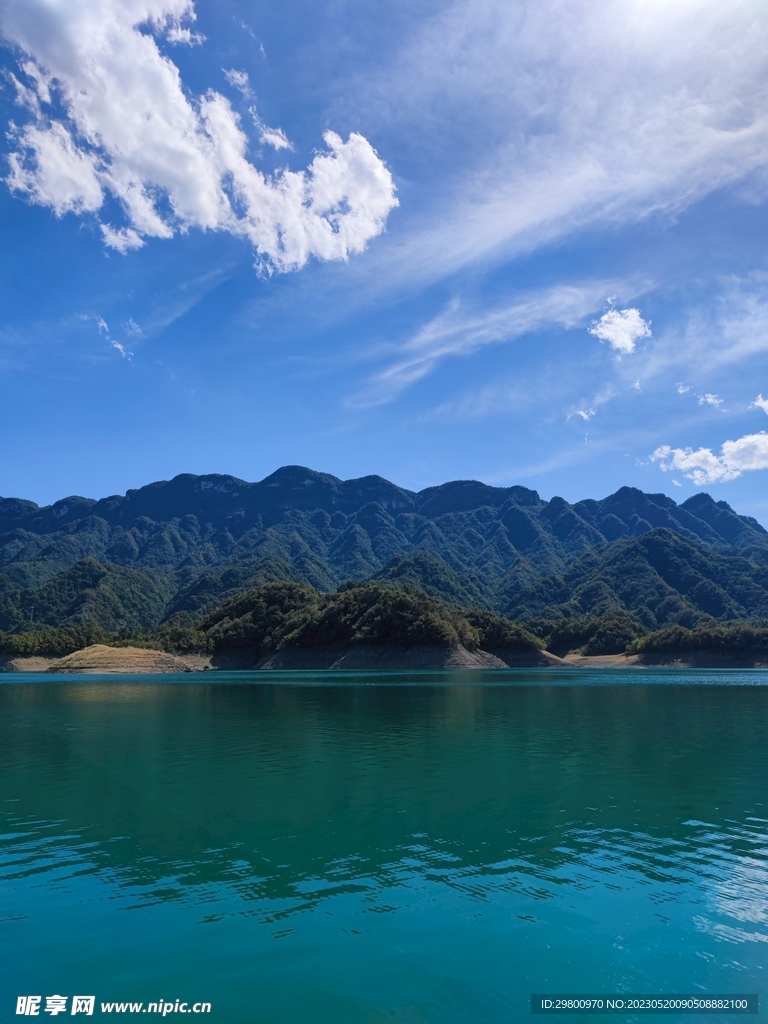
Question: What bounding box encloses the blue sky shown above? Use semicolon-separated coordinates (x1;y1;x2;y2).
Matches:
2;0;768;521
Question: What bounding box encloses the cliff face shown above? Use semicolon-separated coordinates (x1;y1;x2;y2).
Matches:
1;467;767;632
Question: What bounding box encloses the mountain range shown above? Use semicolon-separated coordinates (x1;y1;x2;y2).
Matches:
2;465;768;633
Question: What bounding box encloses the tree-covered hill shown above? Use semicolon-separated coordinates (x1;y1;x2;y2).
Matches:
202;581;543;661
1;466;767;632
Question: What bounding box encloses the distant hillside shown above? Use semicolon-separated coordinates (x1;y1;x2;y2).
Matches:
1;466;767;632
505;529;768;627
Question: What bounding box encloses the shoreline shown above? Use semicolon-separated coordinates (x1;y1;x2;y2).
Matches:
3;645;768;674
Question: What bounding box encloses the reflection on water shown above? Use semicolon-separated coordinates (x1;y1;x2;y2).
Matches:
1;672;766;1023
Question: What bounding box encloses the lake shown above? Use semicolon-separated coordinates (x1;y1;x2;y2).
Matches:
1;669;766;1022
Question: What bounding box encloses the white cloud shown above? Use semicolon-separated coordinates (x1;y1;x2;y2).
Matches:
698;393;723;406
347;281;617;407
222;72;294;151
566;383;617;423
79;312;133;358
222;69;291;153
695;281;768;372
7;121;104;216
100;225;146;253
111;340;130;358
626;277;768;388
345;0;768;291
259;126;293;152
632;380;641;390
752;394;768;414
652;431;768;485
224;69;252;96
422;377;541;423
672;479;682;487
0;0;397;272
588;307;651;355
165;24;203;45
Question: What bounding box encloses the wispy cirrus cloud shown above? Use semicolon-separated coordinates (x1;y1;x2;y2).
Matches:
615;276;768;392
79;313;133;358
566;383;619;424
223;69;293;151
346;0;768;290
346;282;623;408
0;0;397;270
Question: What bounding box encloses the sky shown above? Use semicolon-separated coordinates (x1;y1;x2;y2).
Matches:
2;0;768;521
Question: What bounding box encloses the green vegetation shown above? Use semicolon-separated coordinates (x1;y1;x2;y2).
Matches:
530;615;648;656
505;530;768;627
203;581;543;657
5;582;768;666
630;621;768;660
1;582;542;660
0;619;213;659
0;558;174;634
0;625;114;658
373;550;492;610
3;470;768;645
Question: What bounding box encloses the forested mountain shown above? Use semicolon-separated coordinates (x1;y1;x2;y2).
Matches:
1;465;767;632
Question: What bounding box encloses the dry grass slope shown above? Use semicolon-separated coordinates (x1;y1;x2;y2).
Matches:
47;644;206;674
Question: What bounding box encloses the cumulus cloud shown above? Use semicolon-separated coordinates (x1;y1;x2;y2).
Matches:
0;0;397;271
698;393;723;406
752;394;768;414
588;307;651;355
652;432;768;485
677;383;691;394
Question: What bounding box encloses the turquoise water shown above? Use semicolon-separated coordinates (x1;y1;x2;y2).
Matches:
1;670;766;1022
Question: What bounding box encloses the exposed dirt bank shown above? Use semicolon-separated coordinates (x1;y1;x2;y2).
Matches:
255;645;564;670
10;644;763;674
2;644;560;673
0;655;59;673
562;653;642;668
45;645;210;674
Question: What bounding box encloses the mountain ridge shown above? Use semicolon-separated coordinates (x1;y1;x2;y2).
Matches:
2;466;767;633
